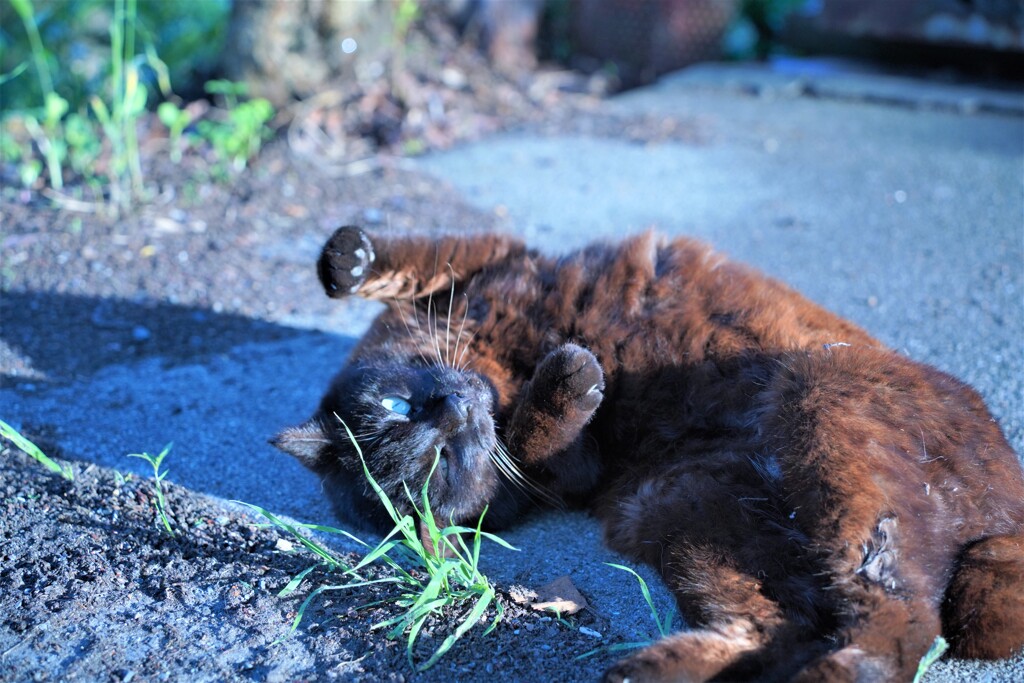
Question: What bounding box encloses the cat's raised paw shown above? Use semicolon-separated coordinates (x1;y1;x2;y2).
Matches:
317;226;375;299
536;343;605;414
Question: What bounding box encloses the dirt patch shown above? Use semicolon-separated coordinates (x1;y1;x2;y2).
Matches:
0;445;623;682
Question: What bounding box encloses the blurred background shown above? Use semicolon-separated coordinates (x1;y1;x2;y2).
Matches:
2;0;1021;209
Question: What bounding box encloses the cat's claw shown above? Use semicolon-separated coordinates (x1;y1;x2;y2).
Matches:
317;226;375;299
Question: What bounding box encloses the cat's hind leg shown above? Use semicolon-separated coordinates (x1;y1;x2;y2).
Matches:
317;225;526;301
602;543;822;683
599;458;827;683
942;533;1024;659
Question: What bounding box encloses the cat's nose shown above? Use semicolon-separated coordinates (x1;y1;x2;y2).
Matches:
435;392;471;434
443;392;471;419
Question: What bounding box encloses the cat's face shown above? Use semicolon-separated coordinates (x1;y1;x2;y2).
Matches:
274;355;501;530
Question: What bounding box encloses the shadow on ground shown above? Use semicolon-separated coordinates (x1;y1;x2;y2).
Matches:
1;290;324;382
2;290;358;523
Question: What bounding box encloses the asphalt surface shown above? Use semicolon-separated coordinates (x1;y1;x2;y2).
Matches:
5;59;1024;679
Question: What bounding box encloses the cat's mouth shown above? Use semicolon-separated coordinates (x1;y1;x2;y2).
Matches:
438;447;451;482
431;441;469;489
421;432;498;523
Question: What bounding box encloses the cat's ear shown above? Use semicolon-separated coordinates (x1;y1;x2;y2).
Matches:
271;418;332;469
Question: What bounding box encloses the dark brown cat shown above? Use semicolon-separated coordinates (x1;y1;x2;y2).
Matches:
275;226;1024;681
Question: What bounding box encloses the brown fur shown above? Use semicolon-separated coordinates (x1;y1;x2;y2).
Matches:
277;227;1024;681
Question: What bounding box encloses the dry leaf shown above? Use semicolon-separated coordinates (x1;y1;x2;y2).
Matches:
529;575;588;615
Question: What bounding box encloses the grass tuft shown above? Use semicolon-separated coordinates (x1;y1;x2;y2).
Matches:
128;444;176;536
241;420;516;670
1;418;74;481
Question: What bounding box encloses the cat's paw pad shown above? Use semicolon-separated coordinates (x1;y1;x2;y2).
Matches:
317;226;375;299
536;343;604;413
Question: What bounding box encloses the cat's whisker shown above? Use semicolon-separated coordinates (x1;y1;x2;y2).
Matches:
456;329;478;372
453;293;471;372
392;297;434;369
428;247;446;369
489;439;564;510
445;263;456;367
426;286;445;370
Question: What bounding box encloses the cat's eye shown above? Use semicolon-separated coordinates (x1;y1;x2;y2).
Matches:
380;396;412;416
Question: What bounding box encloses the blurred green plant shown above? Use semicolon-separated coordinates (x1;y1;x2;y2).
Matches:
1;0;272;209
1;0;230;111
91;0;150;206
2;0;172;210
156;99;191;163
387;0;421;102
196;79;274;172
9;0;68;189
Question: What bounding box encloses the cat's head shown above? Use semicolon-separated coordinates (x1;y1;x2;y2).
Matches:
272;347;501;532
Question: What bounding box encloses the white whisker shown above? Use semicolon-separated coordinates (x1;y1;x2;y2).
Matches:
392;297;433;368
489;437;565;510
453;293;471;372
426;287;444;370
456;329;478;371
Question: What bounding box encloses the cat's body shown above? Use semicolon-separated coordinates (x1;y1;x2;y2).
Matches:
276;227;1024;681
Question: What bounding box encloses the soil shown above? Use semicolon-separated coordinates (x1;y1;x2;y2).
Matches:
0;25;699;680
0;445;622;682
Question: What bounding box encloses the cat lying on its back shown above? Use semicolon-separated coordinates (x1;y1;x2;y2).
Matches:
275;226;1024;682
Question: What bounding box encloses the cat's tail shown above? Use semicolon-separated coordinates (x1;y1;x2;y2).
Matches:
942;532;1024;659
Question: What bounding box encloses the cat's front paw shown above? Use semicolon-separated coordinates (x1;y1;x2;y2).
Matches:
535;343;604;415
317;226;375;299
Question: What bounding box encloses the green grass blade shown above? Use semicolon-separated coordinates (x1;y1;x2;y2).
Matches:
1;419;73;481
403;610;431;667
576;641;652;660
0;62;29;86
339;419;402;525
659;601;676;637
470;508;486;572
234;501;345;570
350;534;408;575
278;564;319;598
481;600;504;637
294;522;371;547
476;529;519;551
374;595;448;634
276;578;403;645
607;563;662;634
913;636;949;683
417;587;494;671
